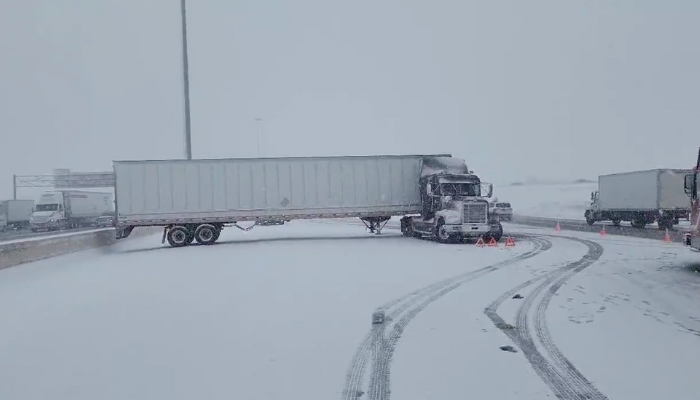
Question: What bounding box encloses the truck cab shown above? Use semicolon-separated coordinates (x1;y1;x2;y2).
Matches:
30;192;67;231
401;157;502;243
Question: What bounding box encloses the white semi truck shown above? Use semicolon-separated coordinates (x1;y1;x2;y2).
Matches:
0;200;35;231
30;190;114;231
113;155;503;247
585;169;692;230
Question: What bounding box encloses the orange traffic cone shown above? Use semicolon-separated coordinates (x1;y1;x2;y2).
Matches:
555;221;561;232
665;228;671;243
600;225;607;237
488;237;498;247
505;237;516;247
475;237;485;247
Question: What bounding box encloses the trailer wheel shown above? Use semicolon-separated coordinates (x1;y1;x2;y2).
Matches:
194;224;218;245
167;227;190;247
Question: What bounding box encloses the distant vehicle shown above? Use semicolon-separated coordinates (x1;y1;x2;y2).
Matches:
489;199;513;222
93;215;115;228
0;200;34;231
113;155;502;247
585;169;691;230
30;190;114;231
372;311;385;325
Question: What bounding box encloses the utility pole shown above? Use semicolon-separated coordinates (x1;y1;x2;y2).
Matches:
255;118;263;156
181;0;193;159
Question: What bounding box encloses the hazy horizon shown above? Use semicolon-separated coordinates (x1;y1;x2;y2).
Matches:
2;0;698;200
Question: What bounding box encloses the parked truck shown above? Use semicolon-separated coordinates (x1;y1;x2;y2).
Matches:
0;200;34;231
113;155;503;247
585;169;692;230
30;190;114;231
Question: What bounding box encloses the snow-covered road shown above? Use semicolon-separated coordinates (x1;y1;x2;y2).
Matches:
0;221;699;400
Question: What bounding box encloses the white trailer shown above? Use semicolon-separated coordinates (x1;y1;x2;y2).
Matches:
585;169;692;229
114;155;502;247
0;200;34;231
30;190;114;231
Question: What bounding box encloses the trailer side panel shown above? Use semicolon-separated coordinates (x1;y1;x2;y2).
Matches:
114;156;435;225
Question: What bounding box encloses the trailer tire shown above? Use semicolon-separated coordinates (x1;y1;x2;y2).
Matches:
194;224;218;245
167;226;190;247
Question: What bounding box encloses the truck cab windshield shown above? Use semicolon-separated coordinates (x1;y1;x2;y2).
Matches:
440;183;480;196
35;204;59;212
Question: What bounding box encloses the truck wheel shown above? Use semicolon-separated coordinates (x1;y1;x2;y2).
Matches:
492;223;503;241
400;217;414;237
585;211;595;225
434;220;451;243
631;219;646;229
194;224;218;245
167;227;190;247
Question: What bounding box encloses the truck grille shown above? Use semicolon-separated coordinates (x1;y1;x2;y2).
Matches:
463;202;487;223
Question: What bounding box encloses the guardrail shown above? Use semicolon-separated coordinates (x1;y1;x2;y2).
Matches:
510;215;690;242
0;227;159;270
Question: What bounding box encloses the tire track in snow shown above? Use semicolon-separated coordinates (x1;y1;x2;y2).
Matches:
341;235;553;400
485;235;607;400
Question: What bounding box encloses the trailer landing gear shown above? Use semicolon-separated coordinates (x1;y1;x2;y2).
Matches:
361;216;391;234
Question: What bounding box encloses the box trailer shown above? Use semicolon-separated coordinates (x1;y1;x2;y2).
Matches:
114;155;503;247
585;169;692;229
30;190;114;231
0;200;34;230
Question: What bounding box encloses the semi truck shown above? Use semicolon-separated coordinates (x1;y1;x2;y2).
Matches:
113;154;503;247
0;200;34;231
585;169;692;230
30;190;114;231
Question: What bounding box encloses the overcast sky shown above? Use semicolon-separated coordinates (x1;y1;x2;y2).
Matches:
1;0;698;199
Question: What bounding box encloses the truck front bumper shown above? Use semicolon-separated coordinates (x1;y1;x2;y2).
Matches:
444;223;497;237
30;221;59;230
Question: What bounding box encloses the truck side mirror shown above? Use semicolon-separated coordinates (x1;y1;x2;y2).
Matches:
684;173;694;195
591;192;594;200
485;183;493;198
426;183;432;194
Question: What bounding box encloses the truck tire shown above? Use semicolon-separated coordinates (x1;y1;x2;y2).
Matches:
434;219;452;243
584;211;595;225
400;217;414;237
631;219;646;229
167;226;190;247
492;223;503;242
194;224;218;245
